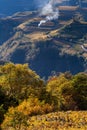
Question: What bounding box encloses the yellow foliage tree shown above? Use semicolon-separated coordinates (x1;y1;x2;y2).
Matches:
0;63;44;105
1;97;54;130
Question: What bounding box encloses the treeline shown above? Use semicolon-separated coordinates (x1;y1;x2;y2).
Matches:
0;63;87;130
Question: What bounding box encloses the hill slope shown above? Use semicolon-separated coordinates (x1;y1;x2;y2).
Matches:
0;7;87;78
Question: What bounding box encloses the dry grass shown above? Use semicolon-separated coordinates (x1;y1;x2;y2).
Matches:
25;32;47;42
59;6;78;11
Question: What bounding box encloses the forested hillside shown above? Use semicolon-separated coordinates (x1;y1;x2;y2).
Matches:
0;63;87;130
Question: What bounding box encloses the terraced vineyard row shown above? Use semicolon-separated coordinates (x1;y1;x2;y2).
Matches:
28;111;87;130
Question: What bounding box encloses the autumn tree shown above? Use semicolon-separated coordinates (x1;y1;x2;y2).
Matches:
1;97;54;130
0;63;44;106
1;107;29;130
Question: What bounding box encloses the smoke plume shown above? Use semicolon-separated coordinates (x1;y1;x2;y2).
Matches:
38;0;59;27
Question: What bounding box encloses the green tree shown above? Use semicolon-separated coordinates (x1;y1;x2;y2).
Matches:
46;73;76;110
0;105;5;123
72;73;87;110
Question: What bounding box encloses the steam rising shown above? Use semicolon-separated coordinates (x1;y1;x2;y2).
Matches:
38;0;59;27
38;20;46;27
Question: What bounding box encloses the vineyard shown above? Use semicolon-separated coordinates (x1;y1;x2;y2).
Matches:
27;111;87;130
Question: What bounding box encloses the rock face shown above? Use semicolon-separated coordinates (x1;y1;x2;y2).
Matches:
0;6;87;78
